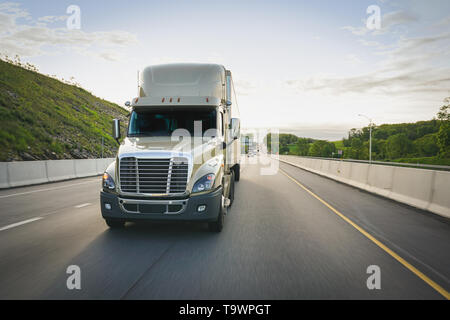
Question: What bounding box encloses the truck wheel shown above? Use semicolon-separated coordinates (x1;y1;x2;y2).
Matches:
229;172;235;207
234;164;240;181
105;218;125;228
208;195;226;232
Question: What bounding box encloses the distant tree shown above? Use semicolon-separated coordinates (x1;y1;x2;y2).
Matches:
309;140;336;157
264;133;272;152
279;134;299;146
373;139;387;160
348;137;364;159
342;137;351;147
436;98;450;157
264;133;278;153
386;133;413;159
296;138;310;156
280;145;289;154
414;134;439;157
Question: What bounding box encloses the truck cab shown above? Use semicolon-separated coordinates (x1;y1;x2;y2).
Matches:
100;63;240;232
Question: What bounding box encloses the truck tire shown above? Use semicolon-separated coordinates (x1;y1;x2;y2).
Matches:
208;195;226;232
105;218;125;228
229;171;235;207
234;164;240;181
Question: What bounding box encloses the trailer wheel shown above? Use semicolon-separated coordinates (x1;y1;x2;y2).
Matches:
234;164;240;181
105;219;125;229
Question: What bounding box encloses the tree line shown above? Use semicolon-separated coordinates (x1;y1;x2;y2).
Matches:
266;100;450;165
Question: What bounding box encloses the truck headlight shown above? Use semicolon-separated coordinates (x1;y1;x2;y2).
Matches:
102;172;115;190
192;173;215;193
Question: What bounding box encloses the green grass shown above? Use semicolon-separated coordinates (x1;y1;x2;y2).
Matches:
0;59;129;161
332;140;345;149
389;157;450;166
287;144;298;154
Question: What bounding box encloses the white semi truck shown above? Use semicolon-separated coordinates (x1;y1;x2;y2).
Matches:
100;63;240;232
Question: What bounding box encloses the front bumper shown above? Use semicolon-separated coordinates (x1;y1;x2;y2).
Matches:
100;187;222;222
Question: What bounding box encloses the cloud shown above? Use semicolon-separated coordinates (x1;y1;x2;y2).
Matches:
97;52;121;62
341;25;368;36
234;79;257;96
0;2;138;61
285;31;450;97
381;10;418;30
358;39;381;47
345;54;363;65
434;15;450;27
0;2;30;20
37;15;68;24
295;8;450;99
286;68;450;96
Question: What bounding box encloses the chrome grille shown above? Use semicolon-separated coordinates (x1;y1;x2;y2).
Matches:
170;161;189;193
119;157;188;194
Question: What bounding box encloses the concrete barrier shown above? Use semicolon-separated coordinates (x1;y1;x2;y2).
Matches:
349;162;369;189
366;164;395;198
96;158;114;175
428;171;450;218
0;163;9;189
0;158;115;189
279;155;450;219
74;159;99;178
390;166;434;211
7;161;48;187
47;159;76;182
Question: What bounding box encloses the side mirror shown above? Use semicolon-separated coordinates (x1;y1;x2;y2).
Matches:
112;119;121;144
226;100;232;107
124;101;131;107
231;118;240;140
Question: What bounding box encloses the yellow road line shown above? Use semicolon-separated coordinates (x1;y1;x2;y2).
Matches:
280;168;450;300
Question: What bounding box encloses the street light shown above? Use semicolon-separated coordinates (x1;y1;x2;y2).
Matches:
358;114;373;163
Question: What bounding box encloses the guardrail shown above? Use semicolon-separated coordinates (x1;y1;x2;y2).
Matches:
282;155;450;171
279;155;450;219
0;158;115;189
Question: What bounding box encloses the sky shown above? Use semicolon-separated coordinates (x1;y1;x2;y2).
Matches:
1;0;449;140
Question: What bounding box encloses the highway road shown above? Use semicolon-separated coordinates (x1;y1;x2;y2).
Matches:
0;156;449;299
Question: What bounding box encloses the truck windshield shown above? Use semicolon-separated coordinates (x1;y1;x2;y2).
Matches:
128;109;217;137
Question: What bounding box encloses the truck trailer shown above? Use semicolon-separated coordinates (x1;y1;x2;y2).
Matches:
100;63;240;232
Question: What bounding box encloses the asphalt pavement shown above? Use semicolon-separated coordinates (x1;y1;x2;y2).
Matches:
0;155;449;299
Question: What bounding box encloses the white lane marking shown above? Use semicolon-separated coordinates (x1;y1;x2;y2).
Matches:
0;179;99;199
75;202;91;208
0;217;43;232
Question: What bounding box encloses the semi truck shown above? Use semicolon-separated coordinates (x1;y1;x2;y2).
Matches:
100;63;240;232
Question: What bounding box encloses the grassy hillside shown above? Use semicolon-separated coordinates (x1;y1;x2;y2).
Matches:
0;59;129;161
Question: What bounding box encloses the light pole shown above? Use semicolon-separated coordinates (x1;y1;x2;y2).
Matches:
358;114;373;163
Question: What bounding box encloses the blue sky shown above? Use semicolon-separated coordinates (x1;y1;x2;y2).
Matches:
1;0;449;139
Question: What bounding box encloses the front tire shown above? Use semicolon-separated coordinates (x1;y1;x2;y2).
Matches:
105;218;125;228
208;195;226;232
234;164;240;181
